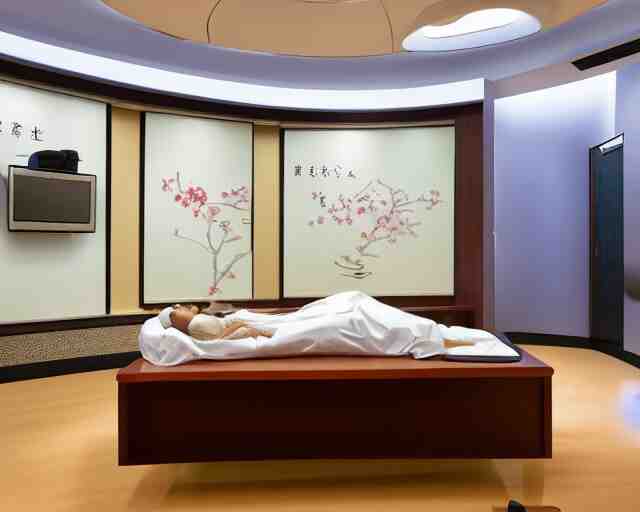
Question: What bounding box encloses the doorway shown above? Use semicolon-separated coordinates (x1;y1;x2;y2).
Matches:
590;134;624;346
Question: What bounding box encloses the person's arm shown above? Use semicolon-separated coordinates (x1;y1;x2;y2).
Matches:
221;321;272;339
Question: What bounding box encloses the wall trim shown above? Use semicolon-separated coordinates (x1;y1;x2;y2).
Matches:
0;314;153;337
507;332;640;370
106;103;112;314
0;351;140;384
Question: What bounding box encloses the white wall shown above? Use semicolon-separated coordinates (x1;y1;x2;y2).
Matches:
616;63;640;356
0;81;107;323
494;73;616;336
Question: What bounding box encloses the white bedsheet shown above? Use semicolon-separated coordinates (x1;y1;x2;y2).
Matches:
139;291;518;366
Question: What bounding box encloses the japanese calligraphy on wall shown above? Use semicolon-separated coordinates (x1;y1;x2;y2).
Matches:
283;126;455;298
0;119;45;141
143;112;253;304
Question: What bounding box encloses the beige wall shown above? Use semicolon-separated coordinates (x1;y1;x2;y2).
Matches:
110;108;143;314
109;111;281;311
253;125;281;299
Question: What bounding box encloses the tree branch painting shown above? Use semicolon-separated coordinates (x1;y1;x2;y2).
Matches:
307;179;443;279
161;171;250;296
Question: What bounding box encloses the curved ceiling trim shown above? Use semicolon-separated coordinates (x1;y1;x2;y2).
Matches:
0;30;484;111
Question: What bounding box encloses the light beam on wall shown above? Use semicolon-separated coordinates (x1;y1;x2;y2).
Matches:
403;9;541;52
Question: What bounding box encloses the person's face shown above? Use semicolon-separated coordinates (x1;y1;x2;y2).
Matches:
170;306;195;333
173;303;199;314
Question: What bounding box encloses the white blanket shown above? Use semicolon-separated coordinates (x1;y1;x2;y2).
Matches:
139;291;518;366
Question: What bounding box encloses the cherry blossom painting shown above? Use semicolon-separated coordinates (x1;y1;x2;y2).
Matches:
143;112;253;304
283;126;455;297
160;171;250;296
308;180;444;280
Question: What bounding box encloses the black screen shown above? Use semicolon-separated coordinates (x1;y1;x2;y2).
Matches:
13;173;92;224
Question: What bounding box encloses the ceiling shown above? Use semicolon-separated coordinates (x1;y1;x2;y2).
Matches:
101;0;607;57
0;0;638;96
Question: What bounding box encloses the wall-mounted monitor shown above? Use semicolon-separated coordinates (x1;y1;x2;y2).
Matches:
7;166;96;233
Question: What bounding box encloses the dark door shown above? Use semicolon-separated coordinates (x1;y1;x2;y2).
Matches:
590;134;624;346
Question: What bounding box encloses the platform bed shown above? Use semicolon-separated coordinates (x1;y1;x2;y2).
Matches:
117;340;553;465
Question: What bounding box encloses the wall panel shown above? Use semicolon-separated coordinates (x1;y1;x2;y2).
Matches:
253;125;281;299
616;63;640;357
0;80;108;323
110;108;141;314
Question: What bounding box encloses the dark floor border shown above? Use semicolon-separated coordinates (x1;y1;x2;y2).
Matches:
507;332;640;370
0;314;154;337
0;351;140;384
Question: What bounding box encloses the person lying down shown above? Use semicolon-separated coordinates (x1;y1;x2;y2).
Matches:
140;291;519;366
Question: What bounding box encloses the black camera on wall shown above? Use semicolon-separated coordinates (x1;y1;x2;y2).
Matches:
28;150;80;173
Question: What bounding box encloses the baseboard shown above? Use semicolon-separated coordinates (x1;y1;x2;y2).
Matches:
0;314;154;337
0;351;141;384
617;348;640;368
506;332;640;370
506;332;591;348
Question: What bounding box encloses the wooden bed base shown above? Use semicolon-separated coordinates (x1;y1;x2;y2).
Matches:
117;348;553;465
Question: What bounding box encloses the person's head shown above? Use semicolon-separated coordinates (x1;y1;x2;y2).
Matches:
158;304;200;333
169;307;193;333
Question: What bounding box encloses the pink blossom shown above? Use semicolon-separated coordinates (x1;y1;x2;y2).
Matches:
208;206;220;218
317;216;325;225
357;207;365;215
161;177;175;192
174;194;182;202
208;286;219;295
193;209;200;218
181;198;190;208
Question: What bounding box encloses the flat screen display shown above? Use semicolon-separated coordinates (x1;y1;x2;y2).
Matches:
13;174;92;223
8;167;96;232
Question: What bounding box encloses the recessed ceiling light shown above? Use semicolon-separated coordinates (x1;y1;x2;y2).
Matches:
403;8;541;52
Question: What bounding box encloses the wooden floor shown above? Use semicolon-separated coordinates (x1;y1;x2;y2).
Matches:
1;345;639;512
